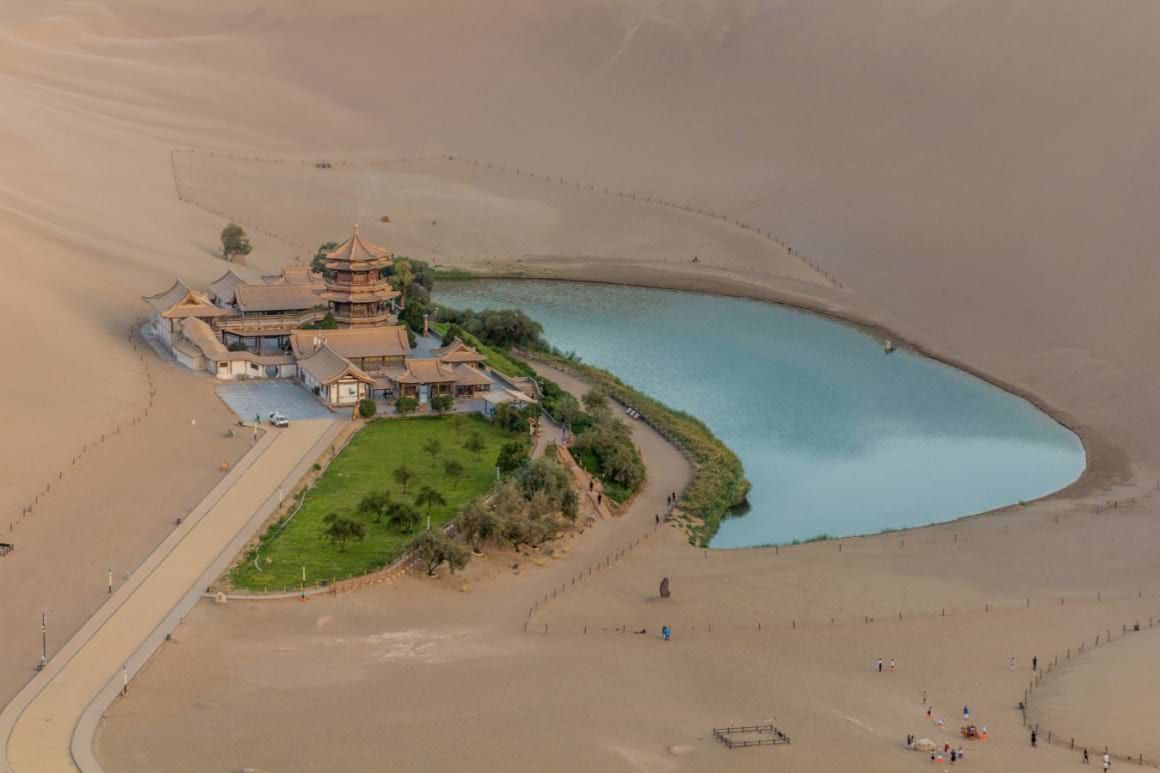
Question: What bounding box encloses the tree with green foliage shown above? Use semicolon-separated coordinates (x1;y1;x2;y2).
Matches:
220;223;253;261
444;458;465;486
413;529;470;576
514;458;572;506
463;432;485;459
429;394;454;414
395;396;418;415
311;241;338;275
358;398;377;419
414;485;447;523
422;437;442;462
386;501;421;533
322;512;367;552
393;464;415;494
456;501;498;553
581;389;610;416
496;440;529;475
392;259;416;294
355;491;391;524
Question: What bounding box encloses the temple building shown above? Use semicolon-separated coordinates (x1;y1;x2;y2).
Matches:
144;227;535;412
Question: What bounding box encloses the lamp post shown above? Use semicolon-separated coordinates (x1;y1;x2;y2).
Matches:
37;613;47;671
108;568;113;594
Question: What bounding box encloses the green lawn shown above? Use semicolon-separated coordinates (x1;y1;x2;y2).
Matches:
230;415;514;591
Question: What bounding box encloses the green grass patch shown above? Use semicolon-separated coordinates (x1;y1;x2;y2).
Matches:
230;415;514;591
524;353;750;546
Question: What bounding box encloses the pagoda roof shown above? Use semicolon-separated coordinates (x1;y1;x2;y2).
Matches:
289;326;411;360
143;280;230;319
298;343;375;386
235;283;325;313
318;287;400;304
325;225;393;265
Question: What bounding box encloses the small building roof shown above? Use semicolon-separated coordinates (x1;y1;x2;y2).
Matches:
235;283;324;313
207;270;247;305
299;343;375;385
325;225;393;264
144;280;231;318
433;337;487;364
449;363;493;387
289;326;412;360
262;266;325;287
387;358;462;384
482;388;537;405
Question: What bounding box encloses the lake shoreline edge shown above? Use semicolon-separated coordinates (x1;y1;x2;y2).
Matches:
436;268;1126;540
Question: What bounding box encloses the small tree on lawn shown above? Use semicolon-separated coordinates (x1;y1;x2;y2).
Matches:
496;440;529;475
358;398;377;419
463;432;485;460
415;485;447;524
423;437;442;462
413;529;470;576
220;223;252;261
443;458;465;487
356;491;391;524
430;394;454;415
393;464;415;494
322;512;367;552
581;389;610;416
457;501;498;554
395;396;418;415
386;502;421;533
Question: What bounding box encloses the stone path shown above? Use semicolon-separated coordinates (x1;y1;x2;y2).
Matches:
0;419;340;773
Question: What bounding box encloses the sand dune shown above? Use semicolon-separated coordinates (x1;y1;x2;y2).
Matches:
2;0;1160;770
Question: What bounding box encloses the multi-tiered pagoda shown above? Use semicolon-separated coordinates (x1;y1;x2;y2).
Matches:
319;225;401;326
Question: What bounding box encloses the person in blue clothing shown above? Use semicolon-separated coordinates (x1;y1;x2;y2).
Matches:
662;625;671;641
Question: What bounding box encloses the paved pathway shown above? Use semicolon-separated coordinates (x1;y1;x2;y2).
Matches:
0;419;341;773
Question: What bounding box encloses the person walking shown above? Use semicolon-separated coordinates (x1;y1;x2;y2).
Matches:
655;513;660;525
963;705;970;721
1103;751;1110;770
1083;749;1089;764
1032;655;1038;671
877;657;884;673
889;658;896;672
1031;729;1037;748
662;624;671;642
1010;656;1017;671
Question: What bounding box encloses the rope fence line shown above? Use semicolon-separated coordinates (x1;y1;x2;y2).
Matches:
6;318;158;543
524;524;662;631
166;149;843;290
1023;619;1160;767
523;590;1160;637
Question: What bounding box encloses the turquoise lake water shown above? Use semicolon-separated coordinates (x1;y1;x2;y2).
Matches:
435;280;1086;548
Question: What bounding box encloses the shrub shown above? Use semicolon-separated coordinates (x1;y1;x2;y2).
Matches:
496;440;530;475
395;397;418;415
358;398;377;418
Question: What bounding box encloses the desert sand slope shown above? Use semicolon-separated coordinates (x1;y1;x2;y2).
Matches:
0;0;1159;770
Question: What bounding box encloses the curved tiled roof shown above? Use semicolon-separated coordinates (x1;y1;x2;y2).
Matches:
235;283;325;313
144;280;231;318
299;343;375;385
325;225;393;265
387;358;462;384
207;270;247;305
433;337;487;363
289;326;412;359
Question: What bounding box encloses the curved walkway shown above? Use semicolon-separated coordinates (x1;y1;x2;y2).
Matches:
0;418;341;773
